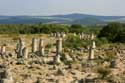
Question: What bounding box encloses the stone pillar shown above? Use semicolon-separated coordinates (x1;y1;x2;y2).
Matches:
15;38;24;58
79;33;82;39
56;38;62;54
22;47;28;59
92;41;96;49
0;69;13;83
61;32;66;38
50;33;54;37
87;35;89;40
56;32;61;38
55;38;63;63
38;38;44;56
32;38;37;53
55;54;61;64
81;33;85;40
54;33;56;37
73;33;77;36
88;41;96;60
91;33;95;40
88;47;95;60
0;44;6;56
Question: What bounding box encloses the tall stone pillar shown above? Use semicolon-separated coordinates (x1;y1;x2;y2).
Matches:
56;32;61;38
32;38;37;53
0;44;6;56
22;47;28;59
61;32;66;38
88;47;94;60
15;38;24;58
73;33;77;36
91;33;95;40
56;38;62;54
92;41;96;49
88;41;96;60
38;38;44;56
81;32;85;40
55;38;63;63
78;33;82;39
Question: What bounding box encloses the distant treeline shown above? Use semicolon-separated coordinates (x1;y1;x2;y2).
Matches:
0;24;101;34
0;23;125;43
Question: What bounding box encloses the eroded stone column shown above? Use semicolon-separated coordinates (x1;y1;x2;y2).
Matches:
22;47;28;59
92;41;96;49
78;33;82;39
56;32;61;38
55;38;63;63
0;44;6;56
88;41;96;60
56;38;62;54
90;33;95;40
60;32;66;38
32;38;37;53
15;38;25;58
38;38;44;56
81;32;85;40
88;47;94;60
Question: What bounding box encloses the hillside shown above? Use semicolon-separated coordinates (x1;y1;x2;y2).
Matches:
0;13;125;25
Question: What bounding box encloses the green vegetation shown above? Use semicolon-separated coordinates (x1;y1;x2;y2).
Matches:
95;37;109;46
0;22;125;44
98;22;125;43
0;24;101;34
63;34;84;49
69;24;85;33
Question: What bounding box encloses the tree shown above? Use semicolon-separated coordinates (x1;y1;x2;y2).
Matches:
69;24;85;33
98;22;124;42
114;30;125;43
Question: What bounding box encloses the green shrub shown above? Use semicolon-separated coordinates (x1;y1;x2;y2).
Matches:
95;37;109;46
63;34;84;49
98;22;125;43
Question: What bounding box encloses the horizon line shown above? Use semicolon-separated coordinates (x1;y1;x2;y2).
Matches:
0;13;125;17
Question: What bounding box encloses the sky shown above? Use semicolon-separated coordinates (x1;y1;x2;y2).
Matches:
0;0;125;16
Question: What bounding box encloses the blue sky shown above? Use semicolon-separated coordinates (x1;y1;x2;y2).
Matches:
0;0;125;16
